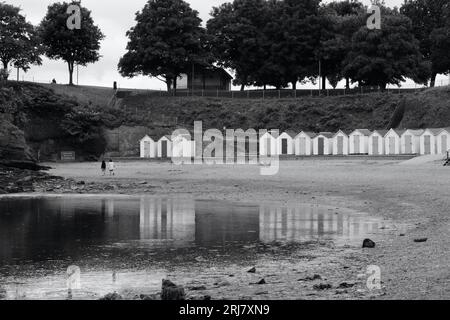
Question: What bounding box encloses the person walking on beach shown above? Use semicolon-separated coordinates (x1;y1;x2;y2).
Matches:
101;160;106;175
108;159;115;176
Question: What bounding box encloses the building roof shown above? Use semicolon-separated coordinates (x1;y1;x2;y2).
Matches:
439;127;450;134
296;131;318;139
159;135;172;141
385;129;406;137
333;130;349;138
282;130;298;138
372;130;389;136
317;132;334;139
425;128;444;135
351;129;372;136
140;135;154;142
404;129;425;136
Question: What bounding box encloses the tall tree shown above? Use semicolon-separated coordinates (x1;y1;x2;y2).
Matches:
207;0;270;90
401;0;450;87
39;1;104;85
343;9;428;89
119;0;208;92
0;3;42;80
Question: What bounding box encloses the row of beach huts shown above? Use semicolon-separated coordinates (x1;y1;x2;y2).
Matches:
140;128;450;158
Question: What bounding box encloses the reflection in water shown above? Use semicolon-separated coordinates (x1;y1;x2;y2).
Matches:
0;196;385;264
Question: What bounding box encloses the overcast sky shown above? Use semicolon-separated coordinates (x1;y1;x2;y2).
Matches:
7;0;448;89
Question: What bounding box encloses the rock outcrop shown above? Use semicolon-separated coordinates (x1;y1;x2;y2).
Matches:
0;119;34;161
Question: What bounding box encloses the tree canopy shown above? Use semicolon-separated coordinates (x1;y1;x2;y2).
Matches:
118;0;209;91
39;1;104;85
0;2;42;79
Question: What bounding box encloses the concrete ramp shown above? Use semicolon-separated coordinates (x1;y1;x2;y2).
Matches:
398;154;446;166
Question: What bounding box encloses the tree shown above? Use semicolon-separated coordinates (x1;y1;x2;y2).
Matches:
401;0;450;87
39;1;104;85
119;0;208;92
429;27;450;81
343;9;428;90
207;0;270;90
0;3;42;80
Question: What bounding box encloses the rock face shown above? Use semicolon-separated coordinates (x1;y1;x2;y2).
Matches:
0;119;34;161
161;279;186;300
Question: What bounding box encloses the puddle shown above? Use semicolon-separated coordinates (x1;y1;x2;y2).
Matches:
0;195;389;300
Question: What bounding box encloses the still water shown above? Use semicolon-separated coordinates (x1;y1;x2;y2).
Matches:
0;195;387;299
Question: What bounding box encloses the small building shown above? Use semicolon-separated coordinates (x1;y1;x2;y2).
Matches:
178;65;233;91
349;129;371;155
140;135;157;158
157;135;173;158
332;130;349;156
436;127;450;154
400;129;424;155
172;134;196;158
294;132;317;156
312;132;334;156
277;131;296;155
419;128;442;155
384;129;405;155
259;132;277;156
368;130;388;156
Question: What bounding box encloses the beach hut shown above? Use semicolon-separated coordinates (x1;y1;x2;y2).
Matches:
277;131;296;155
400;129;424;155
349;129;371;155
259;132;277;156
419;128;442;155
294;132;316;156
140;135;157;158
172;134;195;158
368;130;388;155
312;132;334;156
157;135;172;158
332;130;349;156
436;128;450;155
384;129;405;155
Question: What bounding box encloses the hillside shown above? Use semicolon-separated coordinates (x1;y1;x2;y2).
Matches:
1;82;449;160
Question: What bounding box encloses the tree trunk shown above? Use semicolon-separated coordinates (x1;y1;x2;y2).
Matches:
68;61;74;86
292;81;297;91
263;84;266;90
2;61;9;80
380;83;387;91
173;77;177;95
322;76;326;91
430;72;437;88
240;84;245;91
345;78;350;89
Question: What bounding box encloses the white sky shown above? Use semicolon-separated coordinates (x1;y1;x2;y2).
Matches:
7;0;449;89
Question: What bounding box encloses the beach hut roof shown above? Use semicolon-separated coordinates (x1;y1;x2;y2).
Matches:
372;130;389;136
140;135;154;142
317;132;334;139
425;128;444;135
404;129;425;136
333;130;349;138
439;127;450;134
351;129;372;136
296;131;318;139
283;130;298;138
385;129;406;137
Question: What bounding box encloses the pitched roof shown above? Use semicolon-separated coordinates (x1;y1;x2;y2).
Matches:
404;129;424;136
283;130;298;138
385;129;406;137
372;130;389;136
296;131;318;139
140;135;154;142
333;130;349;138
352;129;372;136
317;132;334;139
425;128;444;135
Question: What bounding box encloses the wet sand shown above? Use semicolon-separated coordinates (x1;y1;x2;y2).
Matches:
4;158;450;300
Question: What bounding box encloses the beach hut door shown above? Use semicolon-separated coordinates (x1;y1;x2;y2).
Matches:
318;138;325;155
373;137;379;154
441;135;447;154
389;137;395;154
144;141;151;158
337;136;344;155
266;138;271;156
282;139;288;155
354;135;360;154
405;135;412;154
162;141;168;158
424;136;431;155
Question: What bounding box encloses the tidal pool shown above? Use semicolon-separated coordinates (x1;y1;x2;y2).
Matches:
0;195;387;300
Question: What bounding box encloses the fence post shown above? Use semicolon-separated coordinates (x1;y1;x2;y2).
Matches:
294;89;297;99
247;90;250;99
278;90;281;99
263;90;265;100
231;91;234;99
310;89;313;97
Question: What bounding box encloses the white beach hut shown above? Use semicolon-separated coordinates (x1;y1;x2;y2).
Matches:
332;130;349;156
349;129;371;155
140;135;157;158
400;129;424;155
368;130;388;156
436;127;450;155
157;135;173;158
312;132;334;156
259;132;277;156
277;131;296;155
294;132;317;156
384;129;405;155
172;134;195;158
419;128;442;155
